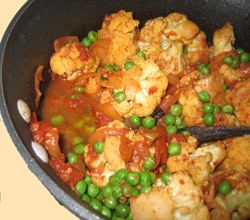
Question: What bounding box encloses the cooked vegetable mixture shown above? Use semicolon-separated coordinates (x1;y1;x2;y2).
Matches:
30;10;250;220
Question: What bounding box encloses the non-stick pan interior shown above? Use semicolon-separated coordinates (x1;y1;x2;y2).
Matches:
1;0;250;219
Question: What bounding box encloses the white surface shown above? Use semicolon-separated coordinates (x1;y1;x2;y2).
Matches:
0;1;79;219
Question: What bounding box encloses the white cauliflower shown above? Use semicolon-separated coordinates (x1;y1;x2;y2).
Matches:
97;10;139;68
221;136;250;172
164;13;200;44
213;22;236;56
99;59;168;118
185;30;210;66
225;79;250;126
130;171;210;220
50;42;100;79
217;64;243;88
213;172;250;220
84;120;155;187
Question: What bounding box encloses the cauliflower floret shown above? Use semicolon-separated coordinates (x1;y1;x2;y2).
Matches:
130;171;210;220
100;59;168;118
191;140;227;172
224;79;250;126
167;136;198;173
213;22;236;56
194;69;225;107
130;186;175;220
223;136;250;172
97;10;139;68
164;13;200;44
139;17;168;44
169;171;210;220
178;84;204;126
50;43;100;79
213;172;250;220
84;120;156;187
185;30;210;66
217;64;243;88
156;39;186;75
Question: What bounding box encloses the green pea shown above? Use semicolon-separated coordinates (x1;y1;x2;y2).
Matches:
67;154;78;164
75;180;87;195
104;65;115;71
203;113;215;125
74;144;85;154
126;212;133;220
198;91;211;102
76;86;84;93
75;119;84;127
182;130;190;135
109;175;120;187
85;124;96;134
51;115;64;125
93;141;104;153
81;37;91;47
198;63;206;70
112;186;122;199
121;183;134;197
143;156;155;170
170;104;182;116
223;83;227;91
87;183;100;198
213;104;220;115
104;195;118;209
137;51;146;59
177;124;187;129
139;171;152;187
112;212;118;220
161;172;171;185
70;95;76;99
72;136;83;145
207;63;212;69
124;61;135;71
126;172;140;186
88;31;98;42
221;56;233;66
240;52;250;63
231;57;239;68
236;48;244;54
81;194;90;203
131;114;141;127
140;186;152;194
166;125;177;134
164;114;176;125
101;206;112;218
221;104;234;114
102;185;113;198
203;103;215;114
183;46;188;55
96;191;104;200
151;125;157;130
96;67;102;72
217;180;231;195
200;67;210;74
132;187;140;197
175;116;182;126
115;169;128;183
149;172;157;183
84;175;92;185
168;143;181;156
114;91;126;102
116;204;130;218
89;198;103;212
142;116;156;129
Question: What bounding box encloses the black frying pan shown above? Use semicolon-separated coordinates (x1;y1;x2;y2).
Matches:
1;0;250;219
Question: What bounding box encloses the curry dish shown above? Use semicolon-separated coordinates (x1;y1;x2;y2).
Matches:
30;10;250;220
